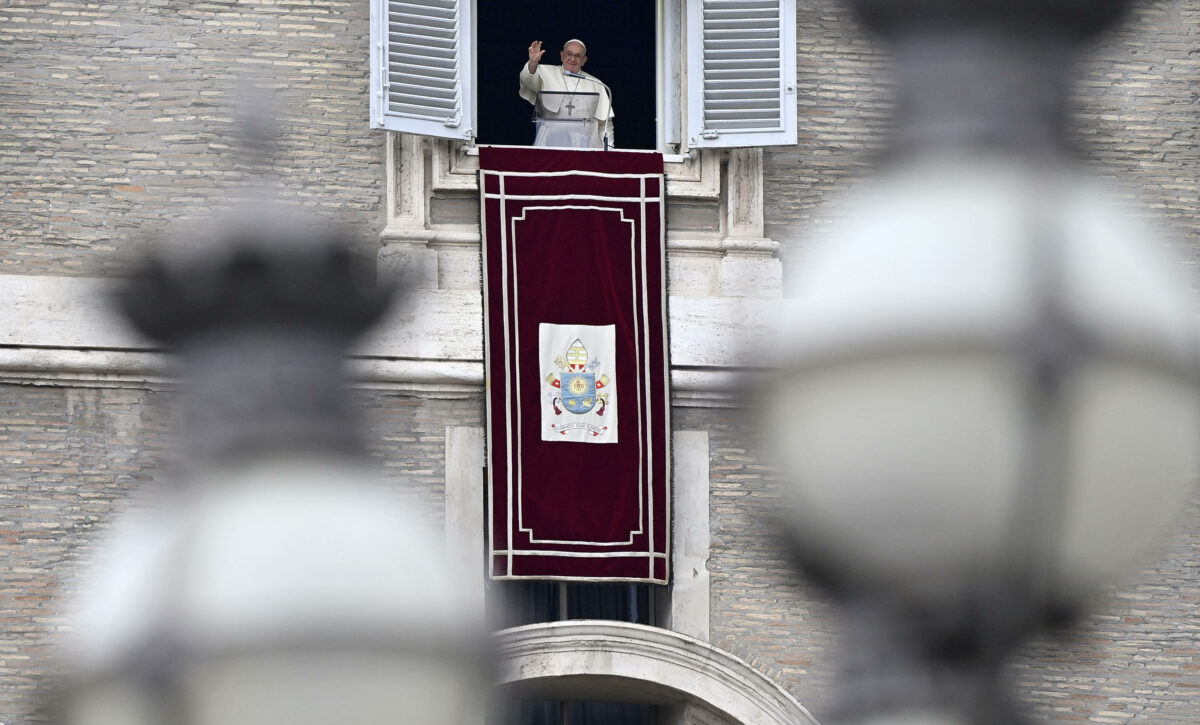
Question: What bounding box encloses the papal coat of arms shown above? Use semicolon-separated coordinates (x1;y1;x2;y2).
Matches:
539;325;618;443
546;338;611;416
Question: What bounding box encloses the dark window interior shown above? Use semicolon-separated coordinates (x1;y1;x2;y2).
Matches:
498;581;653;628
476;2;658;150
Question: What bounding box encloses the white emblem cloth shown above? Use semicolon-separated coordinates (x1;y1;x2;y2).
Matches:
539;323;617;443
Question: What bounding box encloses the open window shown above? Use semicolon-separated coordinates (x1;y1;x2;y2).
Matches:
369;0;797;151
475;4;658;149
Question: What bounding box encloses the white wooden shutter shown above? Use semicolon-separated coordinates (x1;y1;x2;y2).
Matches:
686;0;796;148
369;0;474;141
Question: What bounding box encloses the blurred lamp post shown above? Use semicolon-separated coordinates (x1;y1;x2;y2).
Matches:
60;204;491;725
771;2;1200;723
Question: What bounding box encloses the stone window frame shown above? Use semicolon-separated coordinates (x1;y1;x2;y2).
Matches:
379;134;782;310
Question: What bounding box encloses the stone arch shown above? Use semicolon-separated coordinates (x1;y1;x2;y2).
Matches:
495;620;821;725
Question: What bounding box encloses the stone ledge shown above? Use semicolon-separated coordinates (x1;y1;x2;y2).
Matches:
0;275;784;403
0;348;765;406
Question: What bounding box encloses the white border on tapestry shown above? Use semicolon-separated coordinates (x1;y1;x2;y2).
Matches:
653;177;672;581
509;205;646;546
482;168;670;580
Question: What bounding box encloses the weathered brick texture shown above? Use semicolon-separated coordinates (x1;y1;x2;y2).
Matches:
1011;494;1200;722
0;0;384;275
0;385;171;724
1073;1;1200;268
767;1;1200;277
0;383;483;724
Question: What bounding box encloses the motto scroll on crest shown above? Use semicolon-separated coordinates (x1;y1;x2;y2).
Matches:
481;147;670;583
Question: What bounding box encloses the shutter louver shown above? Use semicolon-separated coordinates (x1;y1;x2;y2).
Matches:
370;0;474;140
686;0;796;148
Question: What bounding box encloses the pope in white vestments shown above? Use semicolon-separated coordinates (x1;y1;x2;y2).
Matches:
520;39;615;149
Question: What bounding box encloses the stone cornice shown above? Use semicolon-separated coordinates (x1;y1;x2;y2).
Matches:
0;275;782;404
0;347;764;406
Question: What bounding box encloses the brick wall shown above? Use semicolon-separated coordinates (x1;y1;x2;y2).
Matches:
0;383;484;724
0;385;171;723
0;0;384;276
766;1;1200;279
1012;496;1200;722
1073;1;1200;268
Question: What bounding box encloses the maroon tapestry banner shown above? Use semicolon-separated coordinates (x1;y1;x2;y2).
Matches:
481;146;670;583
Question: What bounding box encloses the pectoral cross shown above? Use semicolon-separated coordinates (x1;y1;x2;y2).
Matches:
564;97;576;114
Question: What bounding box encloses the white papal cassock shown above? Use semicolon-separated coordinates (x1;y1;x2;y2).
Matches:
519;64;615;149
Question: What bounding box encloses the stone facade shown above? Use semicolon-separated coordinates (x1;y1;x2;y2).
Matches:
0;385;170;723
1;0;1199;724
768;2;1200;279
0;0;384;276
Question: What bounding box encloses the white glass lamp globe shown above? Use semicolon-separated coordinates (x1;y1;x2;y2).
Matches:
772;156;1200;613
64;456;491;725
